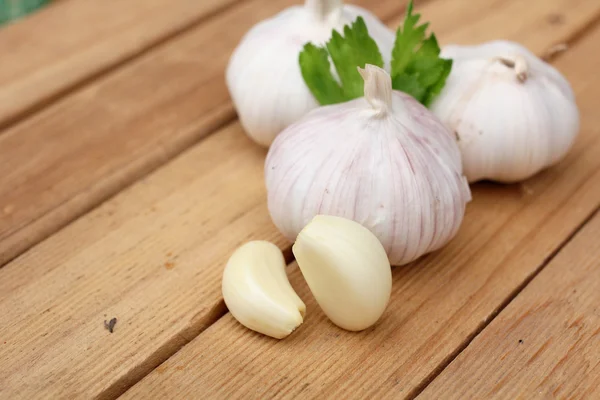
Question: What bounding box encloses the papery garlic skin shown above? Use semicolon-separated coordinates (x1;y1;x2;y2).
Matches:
430;40;580;183
226;0;394;147
222;241;305;339
266;65;471;266
293;215;391;331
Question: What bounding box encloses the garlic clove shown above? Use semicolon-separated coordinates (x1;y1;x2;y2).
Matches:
222;241;305;339
292;215;392;331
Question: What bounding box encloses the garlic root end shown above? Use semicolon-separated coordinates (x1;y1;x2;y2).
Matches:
494;54;529;83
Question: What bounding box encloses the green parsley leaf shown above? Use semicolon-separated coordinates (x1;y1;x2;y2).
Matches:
390;0;452;106
299;17;384;105
298;1;451;107
299;43;347;105
326;17;385;99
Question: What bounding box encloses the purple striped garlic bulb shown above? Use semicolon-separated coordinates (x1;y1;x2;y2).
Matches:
265;65;471;266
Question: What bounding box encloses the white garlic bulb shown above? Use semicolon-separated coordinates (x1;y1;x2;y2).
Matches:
293;215;392;331
430;40;580;183
222;241;306;339
226;0;394;147
265;65;471;266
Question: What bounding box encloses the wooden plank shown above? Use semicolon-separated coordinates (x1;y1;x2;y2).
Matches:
0;0;243;128
0;2;412;399
413;0;598;50
418;211;600;399
0;128;282;399
0;0;403;267
0;0;598;398
122;18;600;400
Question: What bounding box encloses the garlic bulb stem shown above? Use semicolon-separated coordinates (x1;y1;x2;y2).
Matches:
494;54;529;83
305;0;342;21
358;65;392;115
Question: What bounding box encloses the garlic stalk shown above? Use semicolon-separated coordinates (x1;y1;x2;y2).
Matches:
226;0;394;147
430;40;580;183
222;241;305;339
293;215;392;331
266;65;471;266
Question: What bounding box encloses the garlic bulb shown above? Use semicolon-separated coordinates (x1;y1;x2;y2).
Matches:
293;215;391;331
266;65;471;266
222;241;305;339
430;40;580;183
226;0;394;147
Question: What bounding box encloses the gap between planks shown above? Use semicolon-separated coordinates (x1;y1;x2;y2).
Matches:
0;0;247;133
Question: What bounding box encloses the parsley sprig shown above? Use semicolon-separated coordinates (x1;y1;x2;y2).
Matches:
299;1;451;107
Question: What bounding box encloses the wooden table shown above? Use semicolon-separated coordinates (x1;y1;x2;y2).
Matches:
1;0;599;398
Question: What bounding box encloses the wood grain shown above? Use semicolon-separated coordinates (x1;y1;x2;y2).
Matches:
414;0;599;50
0;1;409;398
419;211;600;399
0;0;405;268
0;0;598;398
0;0;242;128
0;127;284;399
122;21;600;400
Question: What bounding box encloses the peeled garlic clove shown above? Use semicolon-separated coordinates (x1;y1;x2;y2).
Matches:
222;241;305;339
266;64;471;266
226;0;394;147
430;40;580;183
293;215;392;331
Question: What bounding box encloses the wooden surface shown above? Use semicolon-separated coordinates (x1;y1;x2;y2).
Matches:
0;0;599;399
0;0;243;128
0;0;403;268
123;21;600;398
419;211;600;399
